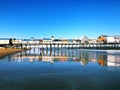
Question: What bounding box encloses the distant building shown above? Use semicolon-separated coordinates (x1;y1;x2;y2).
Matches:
43;38;52;43
73;39;81;43
32;39;39;44
106;36;115;43
39;39;43;43
0;38;15;45
0;38;10;45
13;39;22;44
98;35;120;43
20;38;40;44
22;39;30;44
80;35;89;43
89;39;97;43
97;35;107;43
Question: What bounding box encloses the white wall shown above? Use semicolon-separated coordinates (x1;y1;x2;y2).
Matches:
13;40;22;44
43;40;52;43
0;40;9;44
106;37;115;43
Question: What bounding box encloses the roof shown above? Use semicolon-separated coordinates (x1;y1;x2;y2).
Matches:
80;35;89;41
0;38;15;40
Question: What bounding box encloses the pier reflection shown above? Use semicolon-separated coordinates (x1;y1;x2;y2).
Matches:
9;48;120;67
1;49;120;90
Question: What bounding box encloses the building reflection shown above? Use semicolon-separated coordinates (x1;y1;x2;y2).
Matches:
107;55;120;67
97;54;107;66
9;48;120;67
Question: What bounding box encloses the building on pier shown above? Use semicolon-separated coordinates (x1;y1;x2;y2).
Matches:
13;39;22;44
43;38;52;43
80;35;89;43
97;35;120;43
0;38;15;47
89;39;97;43
0;38;10;45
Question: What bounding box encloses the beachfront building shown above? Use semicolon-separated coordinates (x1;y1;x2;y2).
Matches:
97;35;107;43
29;39;39;44
53;38;72;44
39;39;43;43
13;39;22;44
80;35;89;43
0;38;10;45
97;35;120;43
74;39;81;43
0;38;15;47
22;39;29;44
89;39;97;43
60;39;68;43
43;38;52;43
107;36;116;43
19;38;39;44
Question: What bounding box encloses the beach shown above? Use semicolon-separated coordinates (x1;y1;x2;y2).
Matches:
0;48;23;57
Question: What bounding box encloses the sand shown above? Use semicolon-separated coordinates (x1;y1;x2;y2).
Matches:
0;48;23;57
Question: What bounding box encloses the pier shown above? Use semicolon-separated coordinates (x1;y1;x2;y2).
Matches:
13;41;120;50
0;36;120;50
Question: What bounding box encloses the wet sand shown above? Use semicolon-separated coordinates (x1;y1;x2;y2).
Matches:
0;48;23;57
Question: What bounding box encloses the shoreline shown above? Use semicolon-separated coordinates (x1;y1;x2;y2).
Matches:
0;48;25;58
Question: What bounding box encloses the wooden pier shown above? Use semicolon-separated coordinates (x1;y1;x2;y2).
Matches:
13;41;120;50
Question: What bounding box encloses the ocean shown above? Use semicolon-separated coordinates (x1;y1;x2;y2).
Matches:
0;48;120;90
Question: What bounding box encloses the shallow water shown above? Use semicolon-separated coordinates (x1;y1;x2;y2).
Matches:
0;48;120;90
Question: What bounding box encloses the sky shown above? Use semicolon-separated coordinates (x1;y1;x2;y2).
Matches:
0;0;120;39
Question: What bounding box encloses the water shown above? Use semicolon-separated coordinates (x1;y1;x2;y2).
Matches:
0;48;120;90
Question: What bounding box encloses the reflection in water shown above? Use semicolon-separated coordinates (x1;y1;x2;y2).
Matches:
0;48;120;90
98;54;107;66
8;48;120;67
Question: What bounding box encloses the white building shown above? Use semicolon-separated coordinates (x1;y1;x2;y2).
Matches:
100;35;120;43
13;39;22;44
0;38;10;44
106;36;116;43
22;39;29;44
80;35;89;43
0;38;15;45
89;39;97;43
43;38;52;43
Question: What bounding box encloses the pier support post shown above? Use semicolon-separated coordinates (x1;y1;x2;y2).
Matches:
54;44;55;56
46;44;48;55
50;44;52;56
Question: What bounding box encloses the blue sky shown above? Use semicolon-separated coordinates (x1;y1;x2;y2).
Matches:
0;0;120;39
